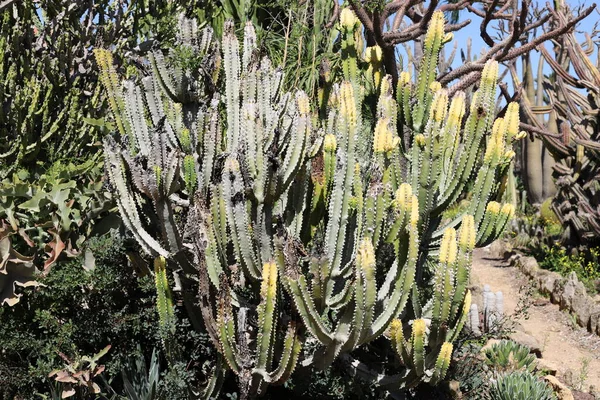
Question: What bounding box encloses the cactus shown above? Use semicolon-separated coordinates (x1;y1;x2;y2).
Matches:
274;10;520;389
100;18;311;398
99;11;519;396
522;1;600;247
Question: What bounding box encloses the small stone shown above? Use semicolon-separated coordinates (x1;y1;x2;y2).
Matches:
533;298;550;307
480;339;501;354
544;375;575;400
510;330;542;357
537;358;559;375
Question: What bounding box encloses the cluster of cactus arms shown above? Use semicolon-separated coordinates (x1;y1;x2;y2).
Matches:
0;3;110;176
516;1;600;247
99;10;519;398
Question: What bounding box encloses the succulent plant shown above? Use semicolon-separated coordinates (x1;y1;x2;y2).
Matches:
98;11;520;397
489;371;555;400
483;340;537;373
516;1;600;248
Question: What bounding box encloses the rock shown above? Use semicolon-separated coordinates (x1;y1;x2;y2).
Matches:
571;284;593;328
510;330;542;357
508;253;520;266
537;270;561;296
533;297;550;307
572;391;595;400
480;339;501;354
544;375;575;400
489;240;512;259
519;256;539;277
537;358;559;375
560;272;580;310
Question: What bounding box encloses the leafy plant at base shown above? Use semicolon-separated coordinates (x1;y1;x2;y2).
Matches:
0;232;164;399
483;340;537;373
489;371;555;400
98;10;521;398
0;160;118;294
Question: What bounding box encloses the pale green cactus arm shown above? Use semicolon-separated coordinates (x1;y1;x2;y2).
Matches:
324;82;359;306
223;21;241;150
412;11;445;133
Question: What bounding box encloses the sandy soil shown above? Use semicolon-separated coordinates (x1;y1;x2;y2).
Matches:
471;247;600;392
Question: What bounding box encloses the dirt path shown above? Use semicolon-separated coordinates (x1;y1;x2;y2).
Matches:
471;247;600;393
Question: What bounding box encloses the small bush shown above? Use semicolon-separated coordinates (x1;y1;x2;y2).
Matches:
0;231;159;398
489;371;555;400
539;245;600;294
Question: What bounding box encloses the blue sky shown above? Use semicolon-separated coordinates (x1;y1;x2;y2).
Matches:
430;0;600;90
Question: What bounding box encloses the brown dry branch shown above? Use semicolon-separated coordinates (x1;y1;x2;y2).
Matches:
345;0;595;108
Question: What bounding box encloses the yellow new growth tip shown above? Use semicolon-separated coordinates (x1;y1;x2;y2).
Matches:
410;195;419;226
296;91;310;115
458;215;476;250
430;81;442;93
486;201;501;214
358;238;376;277
340;8;359;29
364;46;383;63
412;319;426;337
374;118;400;153
340;82;357;126
431;89;449;122
380;75;392;95
439;228;457;264
481;60;499;87
500;203;515;218
463;290;472;315
485;119;504;161
395;183;413;211
390;319;402;333
448;92;466;128
399;71;411;86
425;11;445;49
260;261;278;298
515;131;527;141
324;134;337;152
442;33;454;44
415;134;426;147
504;150;516;160
506;102;520;138
439;342;453;364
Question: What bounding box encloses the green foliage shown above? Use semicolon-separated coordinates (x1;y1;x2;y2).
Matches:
538;245;600;294
489;371;555;400
0;232;159;398
0;160;117;274
483;340;537;373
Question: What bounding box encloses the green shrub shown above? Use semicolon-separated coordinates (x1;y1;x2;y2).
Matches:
0;232;159;398
483;340;537;373
489;371;555;400
539;245;600;294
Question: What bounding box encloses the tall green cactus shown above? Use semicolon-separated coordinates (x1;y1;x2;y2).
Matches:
99;11;519;397
100;17;311;398
275;10;519;389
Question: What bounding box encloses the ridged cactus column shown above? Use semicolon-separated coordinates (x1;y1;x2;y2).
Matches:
98;17;314;398
274;9;522;390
